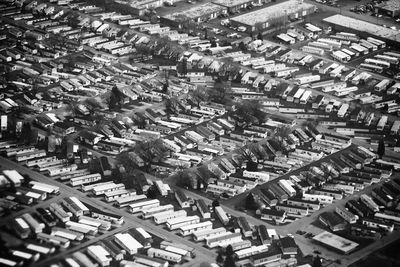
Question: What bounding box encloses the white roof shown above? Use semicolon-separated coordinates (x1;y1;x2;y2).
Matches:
324;14;400;43
135;227;152;239
313;231;358;253
266;228;277;236
231;0;315;26
87;245;110;262
3;170;24;183
115;233;143;249
16;217;29;229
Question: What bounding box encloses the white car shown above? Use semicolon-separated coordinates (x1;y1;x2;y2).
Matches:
237;26;246;32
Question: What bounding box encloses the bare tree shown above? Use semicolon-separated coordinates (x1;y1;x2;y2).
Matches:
134;139;168;171
188;86;210;108
165;96;180;114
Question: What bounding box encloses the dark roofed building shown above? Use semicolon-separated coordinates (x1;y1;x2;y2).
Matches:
279;236;298;256
319;212;347;232
175;189;191;208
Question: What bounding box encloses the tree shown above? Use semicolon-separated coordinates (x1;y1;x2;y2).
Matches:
188;86;210;108
274;124;292;142
212;199;220;209
83;97;104;115
197;165;211;184
147;184;159;199
225;245;234;257
249;143;267;161
312;255;322;267
245;193;258;210
377;138;385;158
19;122;33;145
108;86;124;111
223;256;235;267
237;147;253;161
175;171;197;189
211;81;232;105
134;139;168;171
165;97;180;114
382;104;389;113
210;39;217;47
216;253;224;265
257;32;263;40
238;41;247;51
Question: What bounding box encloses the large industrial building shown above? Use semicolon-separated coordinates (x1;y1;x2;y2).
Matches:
323;14;400;45
161;3;227;26
212;0;271;14
312;231;359;254
230;0;316;33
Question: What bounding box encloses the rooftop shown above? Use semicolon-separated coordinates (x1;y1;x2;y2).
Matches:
312;231;358;254
376;0;400;11
231;0;315;26
162;3;225;21
323;14;400;44
212;0;253;8
130;0;160;9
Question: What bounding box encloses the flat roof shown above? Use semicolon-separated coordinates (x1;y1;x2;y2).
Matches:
212;0;253;8
231;0;315;26
376;0;400;11
162;3;225;21
313;231;358;254
323;14;400;44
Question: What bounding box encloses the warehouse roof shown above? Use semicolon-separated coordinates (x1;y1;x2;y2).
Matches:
212;0;253;8
231;1;315;26
376;0;400;11
313;231;358;254
162;3;225;21
323;14;400;44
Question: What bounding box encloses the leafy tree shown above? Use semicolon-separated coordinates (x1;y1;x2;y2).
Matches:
216;253;224;264
249;143;267;161
116;152;139;174
312;255;322;267
225;245;234;257
165;97;180;114
108;86;124;111
176;171;197;189
223;256;236;267
211;81;232;104
245;193;258;210
212;199;220;209
377;138;385;158
197;165;211;184
238;41;247;51
18;122;33;145
146;184;159;199
257;32;263;40
210;39;217;47
382;104;389;113
162;82;168;93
